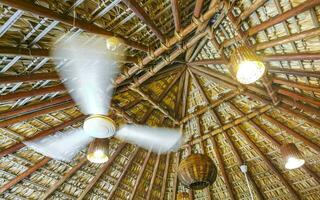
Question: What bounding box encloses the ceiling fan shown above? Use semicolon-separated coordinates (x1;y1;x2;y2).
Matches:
23;33;183;162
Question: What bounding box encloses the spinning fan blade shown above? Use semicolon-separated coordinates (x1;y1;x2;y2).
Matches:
52;34;119;115
23;128;93;162
115;125;183;154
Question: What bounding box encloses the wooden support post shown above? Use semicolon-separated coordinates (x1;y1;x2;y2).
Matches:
122;0;165;42
211;137;236;200
170;0;181;32
233;127;300;200
146;154;161;200
78;143;126;200
224;132;265;200
0;157;51;194
0;0;148;52
41;157;87;199
160;153;170;200
0;115;85;158
248;0;320;36
106;148;139;200
0;85;66;102
129;150;152;200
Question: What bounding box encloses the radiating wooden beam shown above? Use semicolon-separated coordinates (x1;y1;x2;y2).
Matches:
78;143;126;200
106;148;139;200
188;59;226;66
248;0;320;36
40;157;87;199
263;114;320;153
211;136;236;200
0;85;66;102
174;71;186;119
255;28;320;50
237;0;267;24
268;67;320;78
171;0;181;32
172;152;180;200
0;102;75;128
143;64;183;85
122;0;165;42
233;127;300;200
146;154;161;200
224;132;265;200
140;107;154;124
0;157;51;194
160;153;170;200
0;72;59;84
194;0;205;18
181;71;190;118
264;52;320;61
0;115;85;158
277;88;320;107
115;1;221;85
157;69;185;102
273;78;320;93
0;0;148;52
0;95;71;119
129;150;152;200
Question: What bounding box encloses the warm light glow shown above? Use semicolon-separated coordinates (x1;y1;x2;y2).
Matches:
87;139;109;163
87;149;109;163
236;61;265;84
106;37;121;51
285;156;305;170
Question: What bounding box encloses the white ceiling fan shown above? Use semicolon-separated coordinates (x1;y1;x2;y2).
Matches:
23;33;183;162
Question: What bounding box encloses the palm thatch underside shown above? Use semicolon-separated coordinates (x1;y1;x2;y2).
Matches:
0;0;319;199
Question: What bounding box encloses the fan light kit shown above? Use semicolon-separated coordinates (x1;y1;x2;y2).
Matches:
230;46;266;84
22;33;183;163
280;143;305;170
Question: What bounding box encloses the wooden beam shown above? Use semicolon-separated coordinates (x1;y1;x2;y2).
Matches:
255;28;320;50
268;67;320;78
0;157;51;194
78;143;126;200
174;71;186;119
224;132;265;200
129;150;152;200
0;0;148;52
115;1;221;85
194;0;205;18
273;78;320;93
277;88;320;107
0;85;66;102
181;71;190;118
0;72;59;84
160;153;170;200
0;95;71;119
106;148;139;200
146;154;161;200
233;127;300;200
157;69;185;102
0;102;75;128
248;0;320;36
188;59;226;66
40;157;87;199
140;107;154;124
237;0;267;24
172;152;180;200
122;0;165;42
211;136;236;200
264;52;320;61
170;0;181;32
0;115;85;158
263;114;320;153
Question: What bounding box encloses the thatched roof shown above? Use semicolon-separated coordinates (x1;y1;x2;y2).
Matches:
0;0;319;199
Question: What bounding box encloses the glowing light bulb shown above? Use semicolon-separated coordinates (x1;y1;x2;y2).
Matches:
236;61;265;84
280;143;305;170
87;139;109;163
285;156;305;170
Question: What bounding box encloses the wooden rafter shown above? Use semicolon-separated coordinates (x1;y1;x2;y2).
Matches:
0;0;148;52
172;152;180;200
181;71;190;118
122;0;165;42
170;0;181;32
146;154;161;200
77;143;126;200
0;72;59;84
236;0;267;24
160;153;170;200
273;78;320;93
277;88;320;107
193;0;205;18
269;67;320;78
174;70;186;119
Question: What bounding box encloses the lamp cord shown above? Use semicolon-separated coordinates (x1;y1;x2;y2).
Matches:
244;172;254;200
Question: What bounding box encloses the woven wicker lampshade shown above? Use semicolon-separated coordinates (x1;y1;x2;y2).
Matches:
280;143;305;170
229;45;266;84
177;154;217;190
87;139;109;163
177;192;190;200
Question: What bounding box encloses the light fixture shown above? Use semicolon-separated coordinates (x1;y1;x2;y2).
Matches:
230;46;266;84
87;139;109;163
106;37;121;51
280;143;305;170
83;115;116;138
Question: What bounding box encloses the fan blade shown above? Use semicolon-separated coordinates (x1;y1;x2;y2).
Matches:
23;128;93;162
115;125;183;154
52;34;119;115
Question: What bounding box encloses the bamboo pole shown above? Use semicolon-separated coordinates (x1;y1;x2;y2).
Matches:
160;153;170;200
248;0;320;36
77;143;126;200
146;154;161;200
122;0;165;42
172;152;180;200
273;78;320;93
268;67;320;78
129;150;152;200
174;71;186;119
170;0;181;32
237;0;267;24
0;115;85;158
106;148;139;200
277;88;320;107
0;0;148;52
0;157;51;194
40;157;87;200
194;0;205;18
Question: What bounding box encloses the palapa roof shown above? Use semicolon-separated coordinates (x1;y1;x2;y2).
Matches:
0;0;319;199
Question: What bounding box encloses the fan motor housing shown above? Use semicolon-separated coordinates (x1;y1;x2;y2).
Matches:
83;115;116;138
